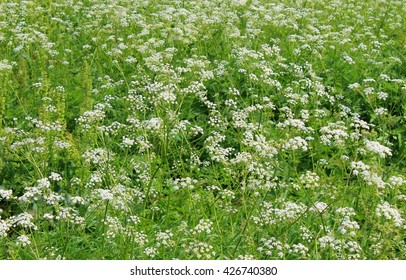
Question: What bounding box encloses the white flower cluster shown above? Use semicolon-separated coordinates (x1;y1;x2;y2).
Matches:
0;219;10;237
84;172;103;188
338;216;360;236
0;189;13;200
170;120;191;135
282;136;308;151
147;81;177;105
92;188;113;201
319;122;349;146
362;172;386;189
300;226;314;243
0;59;12;71
10;137;45;152
184;241;215;259
122;136;135;147
171;177;198;190
144;247;158;258
231;107;258;129
318;235;342;251
127;215;140;226
219;202;238;214
44;192;64;206
82;148;113;165
350;161;370;176
192;218;213;235
136;136;152;153
291;243;309;258
257;237;288;258
230;152;253;165
350;161;386;189
54;140;71;150
9;212;38;230
348;83;361;90
374;107;387;116
132;231;148;246
242;131;278;158
55;207;85;225
343;54;355;64
77;109;106;128
109;184;134;211
18;178;51;203
16;235;31;247
375;202;404;227
105;216;123;239
336;207;356;217
343;241;362;259
351;116;370;131
204;132;234;162
98;121;126;136
253;201;306;226
388;176;405;188
364;140;392;158
257;238;309;258
132;162;151;185
143;117;163;132
299;171;320;189
236;254;256;260
71;196;85;205
310;201;328;213
277;118;313;133
125;90;147;111
49;172;62;181
155;230;174;247
219;189;235;200
38;178;51;189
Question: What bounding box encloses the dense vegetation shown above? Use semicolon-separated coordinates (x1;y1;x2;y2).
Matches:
0;0;405;259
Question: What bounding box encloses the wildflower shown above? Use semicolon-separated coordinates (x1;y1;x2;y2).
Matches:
299;171;320;189
343;54;355;64
282;136;308;151
122;136;135;147
9;213;37;230
192;219;213;235
319;122;349;146
348;83;361;90
236;254;255;260
258;237;289;258
374;108;387;116
318;235;341;251
388;176;405;188
82;148;113;165
0;219;10;237
0;189;13;200
49;172;63;181
376;202;404;227
155;230;174;247
92;189;114;201
291;243;309;258
144;247;158;258
364;140;392;158
132;231;148;246
16;235;31;247
185;241;215;259
204;132;234;162
311;201;328;213
171;177;198;190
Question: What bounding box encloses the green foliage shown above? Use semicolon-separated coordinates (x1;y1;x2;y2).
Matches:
0;0;405;260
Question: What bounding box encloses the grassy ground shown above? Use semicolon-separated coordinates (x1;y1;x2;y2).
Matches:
0;0;405;259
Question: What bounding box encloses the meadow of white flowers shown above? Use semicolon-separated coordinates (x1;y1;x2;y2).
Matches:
0;0;405;259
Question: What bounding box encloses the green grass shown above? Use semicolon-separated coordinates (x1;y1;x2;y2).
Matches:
0;0;405;260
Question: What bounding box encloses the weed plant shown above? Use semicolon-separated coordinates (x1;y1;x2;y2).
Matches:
0;0;405;259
